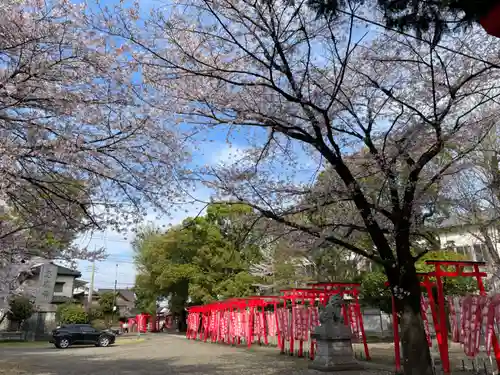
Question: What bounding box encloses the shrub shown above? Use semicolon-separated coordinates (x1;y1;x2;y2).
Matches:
56;303;88;324
90;319;107;330
8;296;35;323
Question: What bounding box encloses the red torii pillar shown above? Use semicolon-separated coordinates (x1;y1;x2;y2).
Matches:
425;260;499;374
388;260;498;375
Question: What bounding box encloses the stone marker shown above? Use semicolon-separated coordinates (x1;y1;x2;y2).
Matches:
309;295;366;372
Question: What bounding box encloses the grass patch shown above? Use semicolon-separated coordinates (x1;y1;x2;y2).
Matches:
0;341;50;348
114;338;146;345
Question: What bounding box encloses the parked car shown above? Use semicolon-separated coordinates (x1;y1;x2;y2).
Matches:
104;328;120;336
50;324;116;349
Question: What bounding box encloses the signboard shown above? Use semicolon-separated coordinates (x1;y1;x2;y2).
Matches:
34;263;58;307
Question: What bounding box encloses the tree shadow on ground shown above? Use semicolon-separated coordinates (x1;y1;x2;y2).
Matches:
0;344;312;375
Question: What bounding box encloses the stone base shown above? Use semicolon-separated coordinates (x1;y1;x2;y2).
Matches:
309;361;367;372
309;324;362;372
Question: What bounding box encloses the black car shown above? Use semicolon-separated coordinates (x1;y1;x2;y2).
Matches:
50;324;116;349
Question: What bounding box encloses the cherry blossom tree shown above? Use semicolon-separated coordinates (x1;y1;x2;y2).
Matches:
0;0;188;311
444;125;500;281
94;0;500;372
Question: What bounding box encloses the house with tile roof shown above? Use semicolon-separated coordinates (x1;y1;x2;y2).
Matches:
1;262;84;339
97;288;138;317
27;263;83;307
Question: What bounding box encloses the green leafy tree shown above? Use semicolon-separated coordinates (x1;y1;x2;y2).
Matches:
98;292;119;326
134;286;158;316
88;308;104;321
133;203;261;316
360;250;478;314
98;292;116;314
56;303;88;324
7;296;35;329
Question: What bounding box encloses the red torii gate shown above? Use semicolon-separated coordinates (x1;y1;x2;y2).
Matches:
387;260;498;374
187;296;286;348
481;2;500;37
426;260;499;374
185;281;370;362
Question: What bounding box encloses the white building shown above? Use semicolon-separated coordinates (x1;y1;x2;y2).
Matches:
436;216;500;263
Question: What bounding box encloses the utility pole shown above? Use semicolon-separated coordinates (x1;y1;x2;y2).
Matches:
87;258;96;310
111;264;118;324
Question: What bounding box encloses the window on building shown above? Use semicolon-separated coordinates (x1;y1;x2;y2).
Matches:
54;282;65;293
473;244;486;262
454;246;468;256
481;243;491;261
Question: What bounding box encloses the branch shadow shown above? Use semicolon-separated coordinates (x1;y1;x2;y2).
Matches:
0;341;312;375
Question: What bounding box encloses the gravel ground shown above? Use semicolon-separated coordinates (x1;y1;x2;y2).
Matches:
0;335;393;375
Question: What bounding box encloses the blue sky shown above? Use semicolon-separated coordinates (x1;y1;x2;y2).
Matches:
75;139;230;289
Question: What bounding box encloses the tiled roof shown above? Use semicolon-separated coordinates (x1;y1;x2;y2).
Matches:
31;262;81;277
56;265;81;277
98;289;136;302
51;296;75;304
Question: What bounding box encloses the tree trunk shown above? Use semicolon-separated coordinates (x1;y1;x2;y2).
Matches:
0;311;6;327
389;263;434;375
480;227;500;265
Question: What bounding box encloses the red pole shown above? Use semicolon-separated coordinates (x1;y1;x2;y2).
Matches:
354;292;370;360
262;309;269;346
391;295;401;373
212;311;217;343
474;264;500;370
248;306;254;349
231;307;237;345
204;312;209;342
435;264;450;374
237;307;241;345
219;310;224;343
253;307;261;345
423;277;439;332
309;297;315;360
274;302;282;352
199;313;203;340
290;299;295;356
225;309;231;345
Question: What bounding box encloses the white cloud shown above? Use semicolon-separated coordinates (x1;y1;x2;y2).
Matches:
210;144;250;167
74;186;212;290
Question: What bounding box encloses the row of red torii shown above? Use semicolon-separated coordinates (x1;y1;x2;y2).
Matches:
186;281;370;361
185;260;500;375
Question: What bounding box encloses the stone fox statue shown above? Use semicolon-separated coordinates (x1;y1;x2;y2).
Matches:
319;295;345;325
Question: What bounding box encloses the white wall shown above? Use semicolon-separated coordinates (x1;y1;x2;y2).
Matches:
53;275;76;298
438;226;500;262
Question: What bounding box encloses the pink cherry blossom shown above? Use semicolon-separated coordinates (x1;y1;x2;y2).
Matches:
0;0;189;307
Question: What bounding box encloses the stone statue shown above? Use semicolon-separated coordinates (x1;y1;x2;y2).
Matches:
310;294;364;371
319;295;345;325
